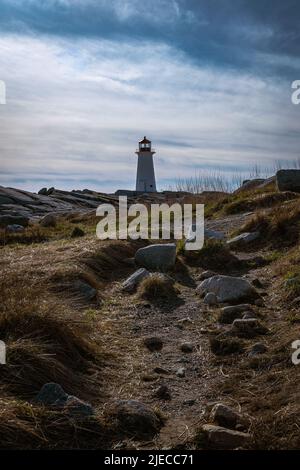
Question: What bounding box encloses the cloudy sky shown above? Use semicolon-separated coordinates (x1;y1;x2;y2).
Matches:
0;0;299;192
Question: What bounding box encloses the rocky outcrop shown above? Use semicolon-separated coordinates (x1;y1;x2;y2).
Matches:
276;169;300;193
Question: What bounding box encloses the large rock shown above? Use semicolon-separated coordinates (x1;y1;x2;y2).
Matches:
276;169;300;192
218;304;254;324
197;276;258;303
122;268;150;292
201;424;251;449
0;215;29;228
135;244;176;271
210;404;251;431
227;232;260;249
105;400;162;438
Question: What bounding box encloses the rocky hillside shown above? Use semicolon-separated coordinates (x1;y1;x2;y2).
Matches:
0;171;300;450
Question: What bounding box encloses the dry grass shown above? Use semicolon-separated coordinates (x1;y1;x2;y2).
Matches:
0;235;145;449
182;239;242;272
137;274;177;302
240;199;300;247
206;190;299;218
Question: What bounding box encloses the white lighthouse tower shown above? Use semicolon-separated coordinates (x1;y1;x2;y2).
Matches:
135;136;157;192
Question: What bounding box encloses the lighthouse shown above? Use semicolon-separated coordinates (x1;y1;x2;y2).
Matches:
135;136;157;192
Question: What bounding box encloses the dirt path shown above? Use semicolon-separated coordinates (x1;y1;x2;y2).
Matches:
96;211;279;448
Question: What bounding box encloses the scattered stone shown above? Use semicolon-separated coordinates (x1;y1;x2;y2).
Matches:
248;342;268;356
201;424;251;449
143;336;163;352
35;383;67;406
231;319;268;339
40;213;56;228
218;304;253;324
153;367;170;375
122;268;150;293
105;399;162;438
210;404;250;431
71;226;85;238
153;385;171;400
204;292;218;305
35;383;93;416
183;399;196;406
276;169;300;192
176;367;186;378
218;304;254;324
209;335;244;356
197;275;258;303
73;279;97;301
181;342;194;353
177;317;193;325
6;224;25;233
135;243;176;271
205;229;226;241
0;215;29;228
198;270;216;281
64;396;94;416
227;232;260;249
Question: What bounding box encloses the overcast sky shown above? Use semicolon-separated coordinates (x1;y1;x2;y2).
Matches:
0;0;299;192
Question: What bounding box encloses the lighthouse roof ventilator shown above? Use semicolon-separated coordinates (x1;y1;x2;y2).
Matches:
135;136;157;192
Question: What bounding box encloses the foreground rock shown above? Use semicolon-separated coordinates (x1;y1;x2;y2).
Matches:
197;276;258;303
227;232;260;249
35;383;94;416
210;404;251;431
276;169;300;192
201;424;251;449
135;243;176;271
122;268;150;293
105;399;163;438
218;304;254;324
